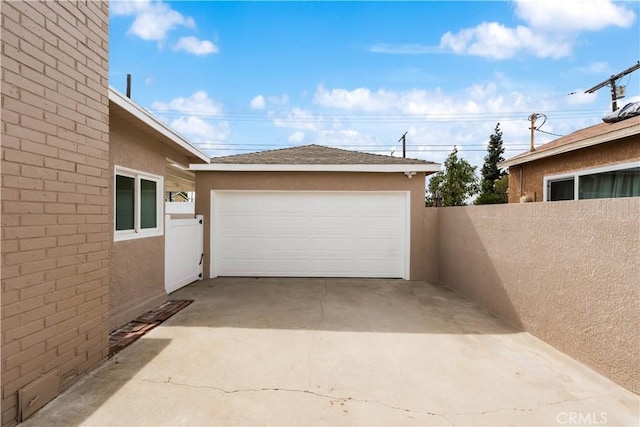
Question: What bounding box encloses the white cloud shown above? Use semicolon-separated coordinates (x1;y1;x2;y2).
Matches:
169;116;230;141
439;22;573;59
270;108;323;131
250;95;266;109
313;85;399;112
288;131;305;143
577;61;610;74
268;94;290;106
152;91;222;116
174;36;219;55
112;0;195;41
432;0;636;60
515;0;635;32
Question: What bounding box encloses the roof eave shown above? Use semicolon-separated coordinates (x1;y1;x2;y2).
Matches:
499;122;640;169
108;86;210;163
189;163;441;173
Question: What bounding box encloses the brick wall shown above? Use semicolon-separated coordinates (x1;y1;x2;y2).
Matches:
1;1;110;425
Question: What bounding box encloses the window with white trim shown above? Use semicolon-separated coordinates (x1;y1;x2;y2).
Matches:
544;161;640;202
115;166;163;241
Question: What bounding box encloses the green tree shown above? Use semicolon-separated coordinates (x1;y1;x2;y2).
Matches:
476;123;507;204
426;146;479;207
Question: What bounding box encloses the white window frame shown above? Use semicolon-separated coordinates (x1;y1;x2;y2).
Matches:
114;166;164;241
543;160;640;202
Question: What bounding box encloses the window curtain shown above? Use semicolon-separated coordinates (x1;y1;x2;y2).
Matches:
579;167;640;199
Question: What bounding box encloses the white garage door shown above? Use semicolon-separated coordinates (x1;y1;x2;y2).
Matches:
211;191;409;279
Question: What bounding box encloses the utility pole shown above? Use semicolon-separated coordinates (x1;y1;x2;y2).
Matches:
585;61;640;111
398;131;407;158
529;113;536;152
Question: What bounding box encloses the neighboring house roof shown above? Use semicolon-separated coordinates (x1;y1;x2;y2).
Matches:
190;144;440;173
108;86;210;163
500;114;640;169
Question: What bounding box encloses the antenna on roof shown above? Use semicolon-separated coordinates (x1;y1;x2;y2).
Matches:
398;131;408;158
585;61;640;112
126;74;132;98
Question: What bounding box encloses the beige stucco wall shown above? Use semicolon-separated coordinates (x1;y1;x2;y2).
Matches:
436;198;640;393
195;171;431;281
508;136;640;203
108;117;195;331
1;2;109;425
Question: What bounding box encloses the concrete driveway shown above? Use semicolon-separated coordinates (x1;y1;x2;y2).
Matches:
23;278;639;426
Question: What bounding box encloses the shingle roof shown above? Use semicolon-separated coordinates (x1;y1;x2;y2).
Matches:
500;114;640;168
210;144;435;165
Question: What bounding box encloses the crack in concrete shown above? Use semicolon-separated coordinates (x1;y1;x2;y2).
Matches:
305;281;329;391
139;378;446;418
131;376;612;425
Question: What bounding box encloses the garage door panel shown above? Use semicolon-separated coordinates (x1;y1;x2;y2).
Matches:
212;191;408;279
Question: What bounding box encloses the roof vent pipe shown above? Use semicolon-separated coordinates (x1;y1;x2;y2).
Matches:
126;74;132;99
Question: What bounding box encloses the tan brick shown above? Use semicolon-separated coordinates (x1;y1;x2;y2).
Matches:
2;201;45;214
19;86;56;112
19;60;57;91
76;260;102;275
18;280;55;300
1;187;20;201
44;224;78;237
2;175;43;190
46;327;78;351
76;185;102;196
59;353;86;383
44;157;75;173
2;226;46;240
42;347;75;374
5;342;46;371
78;316;102;336
56;254;85;268
44;64;76;91
44;287;76;305
3;319;44;344
20;164;57;181
46;134;78;152
1;296;45;319
1;161;21;176
20;214;58;226
58;193;87;205
18;236;56;251
44;306;78;329
44;203;76;214
77;204;102;215
45;244;78;260
20;189;57;203
58;214;87;225
19;353;46;377
44;265;77;282
20;115;58;137
57;234;86;247
2;43;45;74
78;242;105;255
2;96;45;121
2;272;45;292
20;259;57;275
58;149;86;165
84;286;107;302
4;249;46;266
3;148;44;167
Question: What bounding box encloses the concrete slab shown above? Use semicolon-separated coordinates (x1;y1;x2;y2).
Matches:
21;278;639;426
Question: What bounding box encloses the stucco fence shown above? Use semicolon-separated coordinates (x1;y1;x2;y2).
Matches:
424;198;639;394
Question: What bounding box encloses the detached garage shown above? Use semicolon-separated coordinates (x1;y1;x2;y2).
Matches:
192;145;440;281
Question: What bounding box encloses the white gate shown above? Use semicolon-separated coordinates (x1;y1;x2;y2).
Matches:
165;215;204;294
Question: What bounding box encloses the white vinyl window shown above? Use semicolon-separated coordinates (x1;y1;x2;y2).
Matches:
544;161;640;202
115;166;163;241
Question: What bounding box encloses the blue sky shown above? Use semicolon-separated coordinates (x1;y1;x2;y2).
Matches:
109;0;640;169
